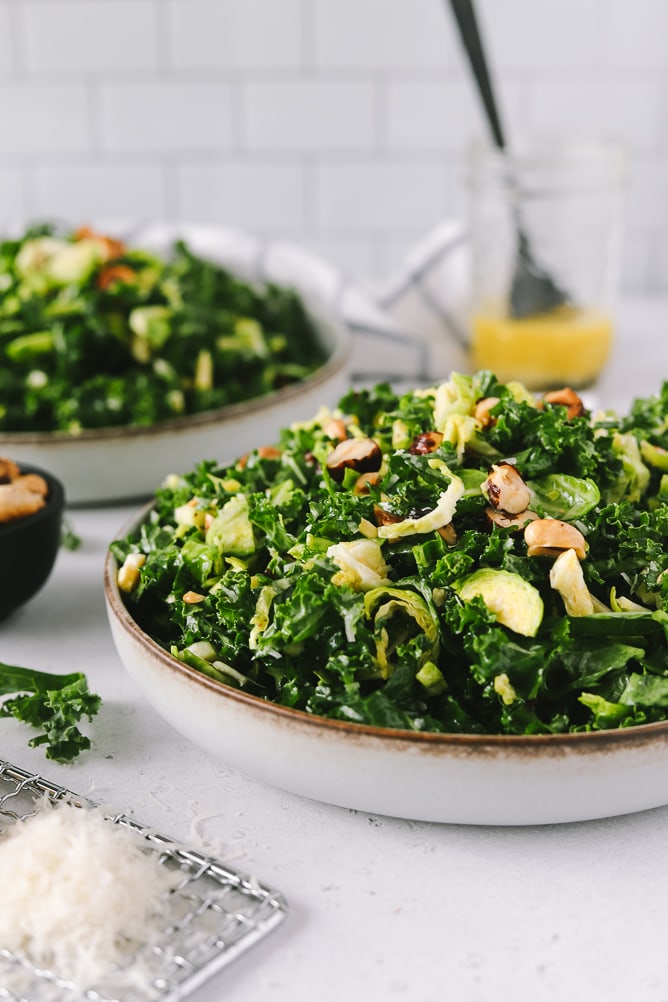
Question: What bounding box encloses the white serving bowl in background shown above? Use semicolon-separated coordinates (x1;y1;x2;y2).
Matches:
0;223;353;506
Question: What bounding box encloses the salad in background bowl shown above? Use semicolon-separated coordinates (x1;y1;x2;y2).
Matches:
105;371;668;825
0;222;351;504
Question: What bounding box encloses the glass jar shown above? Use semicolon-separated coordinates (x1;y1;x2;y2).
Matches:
467;140;627;390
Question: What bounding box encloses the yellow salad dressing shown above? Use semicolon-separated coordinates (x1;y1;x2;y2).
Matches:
471;305;613;390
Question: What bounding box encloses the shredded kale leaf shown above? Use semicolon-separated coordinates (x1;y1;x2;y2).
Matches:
0;662;101;761
111;371;668;736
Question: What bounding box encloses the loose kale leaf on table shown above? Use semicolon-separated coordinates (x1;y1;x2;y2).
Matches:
0;662;101;762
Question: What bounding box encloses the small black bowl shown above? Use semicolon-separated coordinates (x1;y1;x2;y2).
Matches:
0;464;65;620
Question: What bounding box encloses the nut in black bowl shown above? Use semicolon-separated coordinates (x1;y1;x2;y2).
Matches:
0;464;65;620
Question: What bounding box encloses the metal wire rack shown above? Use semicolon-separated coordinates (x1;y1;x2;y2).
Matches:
0;759;288;1002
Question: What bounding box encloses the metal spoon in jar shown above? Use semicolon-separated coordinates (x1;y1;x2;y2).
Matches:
447;0;570;318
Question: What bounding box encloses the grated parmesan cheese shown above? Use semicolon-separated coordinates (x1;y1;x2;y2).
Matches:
0;799;181;989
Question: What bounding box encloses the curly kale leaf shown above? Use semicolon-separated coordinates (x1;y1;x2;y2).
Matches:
0;663;101;762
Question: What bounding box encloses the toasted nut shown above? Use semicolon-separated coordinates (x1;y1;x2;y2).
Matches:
323;417;347;441
474;396;501;428
183;591;206;604
0;457;20;484
354;471;382;495
0;459;49;521
74;225;125;260
326;437;382;482
483;462;533;515
542;387;585;420
373;503;404;527
0;484;46;523
485;507;539;530
437;522;457;545
96;263;137;290
13;473;49;497
237;445;281;469
257;446;282;460
524;518;587;559
409;431;444;455
117;552;146;593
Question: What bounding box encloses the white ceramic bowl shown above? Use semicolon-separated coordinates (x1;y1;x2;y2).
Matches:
0;224;352;506
104;515;668;827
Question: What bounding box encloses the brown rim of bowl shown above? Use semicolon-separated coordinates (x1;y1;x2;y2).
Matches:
0;306;351;447
104;547;668;755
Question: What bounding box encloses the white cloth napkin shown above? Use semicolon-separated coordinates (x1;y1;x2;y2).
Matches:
256;220;474;390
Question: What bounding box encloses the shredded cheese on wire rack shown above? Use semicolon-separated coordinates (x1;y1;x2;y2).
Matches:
0;760;288;1002
0;799;181;989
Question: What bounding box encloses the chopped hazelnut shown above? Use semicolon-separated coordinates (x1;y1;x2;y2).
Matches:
485;507;539;530
373;503;404;527
183;591;206;604
474;396;501;428
483;462;533;515
0;457;20;485
326;437;382;482
354;471;382;495
542;388;585;420
437;523;457;545
409;431;444;455
13;473;48;497
524;518;587;559
0;484;46;523
323;417;347;442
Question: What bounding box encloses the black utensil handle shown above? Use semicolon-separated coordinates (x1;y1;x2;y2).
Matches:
448;0;506;151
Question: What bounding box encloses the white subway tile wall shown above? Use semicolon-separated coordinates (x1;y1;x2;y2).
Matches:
0;0;665;290
20;2;160;73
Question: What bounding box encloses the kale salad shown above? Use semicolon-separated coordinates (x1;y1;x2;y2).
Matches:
0;224;325;433
112;371;668;736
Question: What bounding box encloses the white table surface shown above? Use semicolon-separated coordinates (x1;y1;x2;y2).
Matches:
3;297;668;1002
